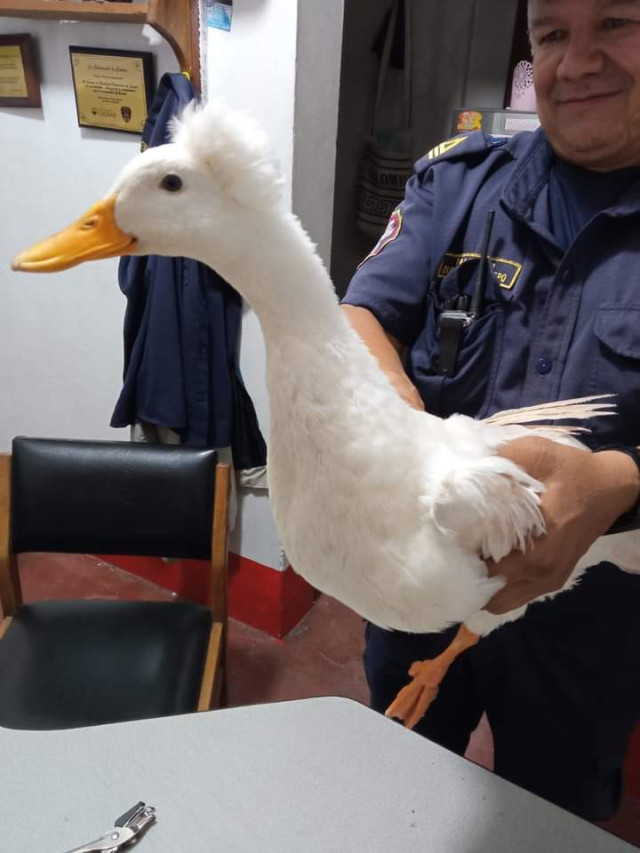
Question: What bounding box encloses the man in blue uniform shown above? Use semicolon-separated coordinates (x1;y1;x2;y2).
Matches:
342;0;640;820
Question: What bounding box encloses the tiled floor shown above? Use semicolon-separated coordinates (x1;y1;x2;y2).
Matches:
6;554;639;847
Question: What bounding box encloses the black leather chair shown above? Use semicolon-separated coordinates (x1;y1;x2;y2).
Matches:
0;437;230;730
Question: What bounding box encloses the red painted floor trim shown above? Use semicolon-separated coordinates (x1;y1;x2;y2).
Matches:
226;552;315;638
96;552;315;639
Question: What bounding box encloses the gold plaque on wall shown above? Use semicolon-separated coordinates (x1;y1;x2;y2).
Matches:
69;46;154;134
0;34;41;108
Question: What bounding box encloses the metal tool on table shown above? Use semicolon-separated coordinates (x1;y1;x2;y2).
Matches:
63;801;156;853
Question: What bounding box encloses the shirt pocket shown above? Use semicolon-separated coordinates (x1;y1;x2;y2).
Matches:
590;305;640;444
440;307;505;418
410;260;507;418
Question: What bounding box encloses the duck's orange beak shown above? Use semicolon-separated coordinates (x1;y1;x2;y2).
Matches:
11;195;136;273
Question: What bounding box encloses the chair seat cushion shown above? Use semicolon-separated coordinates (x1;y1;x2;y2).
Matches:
0;600;213;730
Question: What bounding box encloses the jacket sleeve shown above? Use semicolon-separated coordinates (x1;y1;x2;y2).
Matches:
341;168;435;348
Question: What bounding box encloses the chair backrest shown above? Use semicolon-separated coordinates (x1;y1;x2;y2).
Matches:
0;437;231;720
10;437;218;559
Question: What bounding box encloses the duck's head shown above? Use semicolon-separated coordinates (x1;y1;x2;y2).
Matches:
11;100;284;276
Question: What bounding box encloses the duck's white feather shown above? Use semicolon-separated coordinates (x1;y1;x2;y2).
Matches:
483;395;616;427
109;100;637;637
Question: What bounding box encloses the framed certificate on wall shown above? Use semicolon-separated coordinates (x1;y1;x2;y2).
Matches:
0;34;41;108
69;46;154;134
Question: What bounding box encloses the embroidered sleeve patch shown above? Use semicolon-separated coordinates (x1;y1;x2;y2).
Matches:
357;208;404;268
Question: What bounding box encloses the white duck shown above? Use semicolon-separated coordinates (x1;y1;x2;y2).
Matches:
12;101;640;730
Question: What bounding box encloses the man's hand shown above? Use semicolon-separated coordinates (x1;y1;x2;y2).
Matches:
485;437;640;614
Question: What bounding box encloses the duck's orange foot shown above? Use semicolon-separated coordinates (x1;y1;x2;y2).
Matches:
384;625;480;730
384;659;443;730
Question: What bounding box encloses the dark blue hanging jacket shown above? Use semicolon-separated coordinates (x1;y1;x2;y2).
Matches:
110;72;267;470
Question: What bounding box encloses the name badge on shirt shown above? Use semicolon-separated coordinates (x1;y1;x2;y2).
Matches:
437;252;523;291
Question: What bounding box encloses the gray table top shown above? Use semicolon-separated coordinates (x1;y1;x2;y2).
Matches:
0;697;634;852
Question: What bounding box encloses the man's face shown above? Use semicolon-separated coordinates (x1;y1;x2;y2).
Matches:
529;0;640;169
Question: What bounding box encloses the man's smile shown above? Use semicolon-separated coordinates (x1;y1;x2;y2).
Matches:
554;89;626;106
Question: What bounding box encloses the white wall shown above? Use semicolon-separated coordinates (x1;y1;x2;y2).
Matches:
0;5;345;576
0;19;178;445
293;0;345;267
207;0;344;570
206;1;296;570
206;0;299;448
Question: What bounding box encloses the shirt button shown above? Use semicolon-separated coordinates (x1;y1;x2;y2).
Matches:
535;357;552;375
561;267;573;284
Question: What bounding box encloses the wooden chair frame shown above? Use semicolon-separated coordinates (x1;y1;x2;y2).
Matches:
0;450;231;714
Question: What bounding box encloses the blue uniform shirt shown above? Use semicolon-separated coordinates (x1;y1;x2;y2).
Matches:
343;129;640;447
548;158;638;251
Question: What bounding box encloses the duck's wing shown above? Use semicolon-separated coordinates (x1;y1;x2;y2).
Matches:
428;395;619;563
429;452;546;563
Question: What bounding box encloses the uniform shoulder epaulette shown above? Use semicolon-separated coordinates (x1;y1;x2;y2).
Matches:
415;132;507;174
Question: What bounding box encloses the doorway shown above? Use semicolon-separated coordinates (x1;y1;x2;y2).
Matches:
330;0;522;297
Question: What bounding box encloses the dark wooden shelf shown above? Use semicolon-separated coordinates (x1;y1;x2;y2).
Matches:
0;2;148;23
0;0;200;90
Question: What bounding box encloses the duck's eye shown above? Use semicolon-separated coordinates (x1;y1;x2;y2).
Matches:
160;174;183;193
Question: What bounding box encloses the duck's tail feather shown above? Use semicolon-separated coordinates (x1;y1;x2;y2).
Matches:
483;394;617;430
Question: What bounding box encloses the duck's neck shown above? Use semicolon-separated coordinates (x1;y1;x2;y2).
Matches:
204;212;344;341
197;210;410;430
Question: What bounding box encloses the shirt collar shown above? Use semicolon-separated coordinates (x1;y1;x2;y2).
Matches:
501;128;640;221
501;128;554;221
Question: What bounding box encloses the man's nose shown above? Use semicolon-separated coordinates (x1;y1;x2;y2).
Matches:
557;33;605;81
